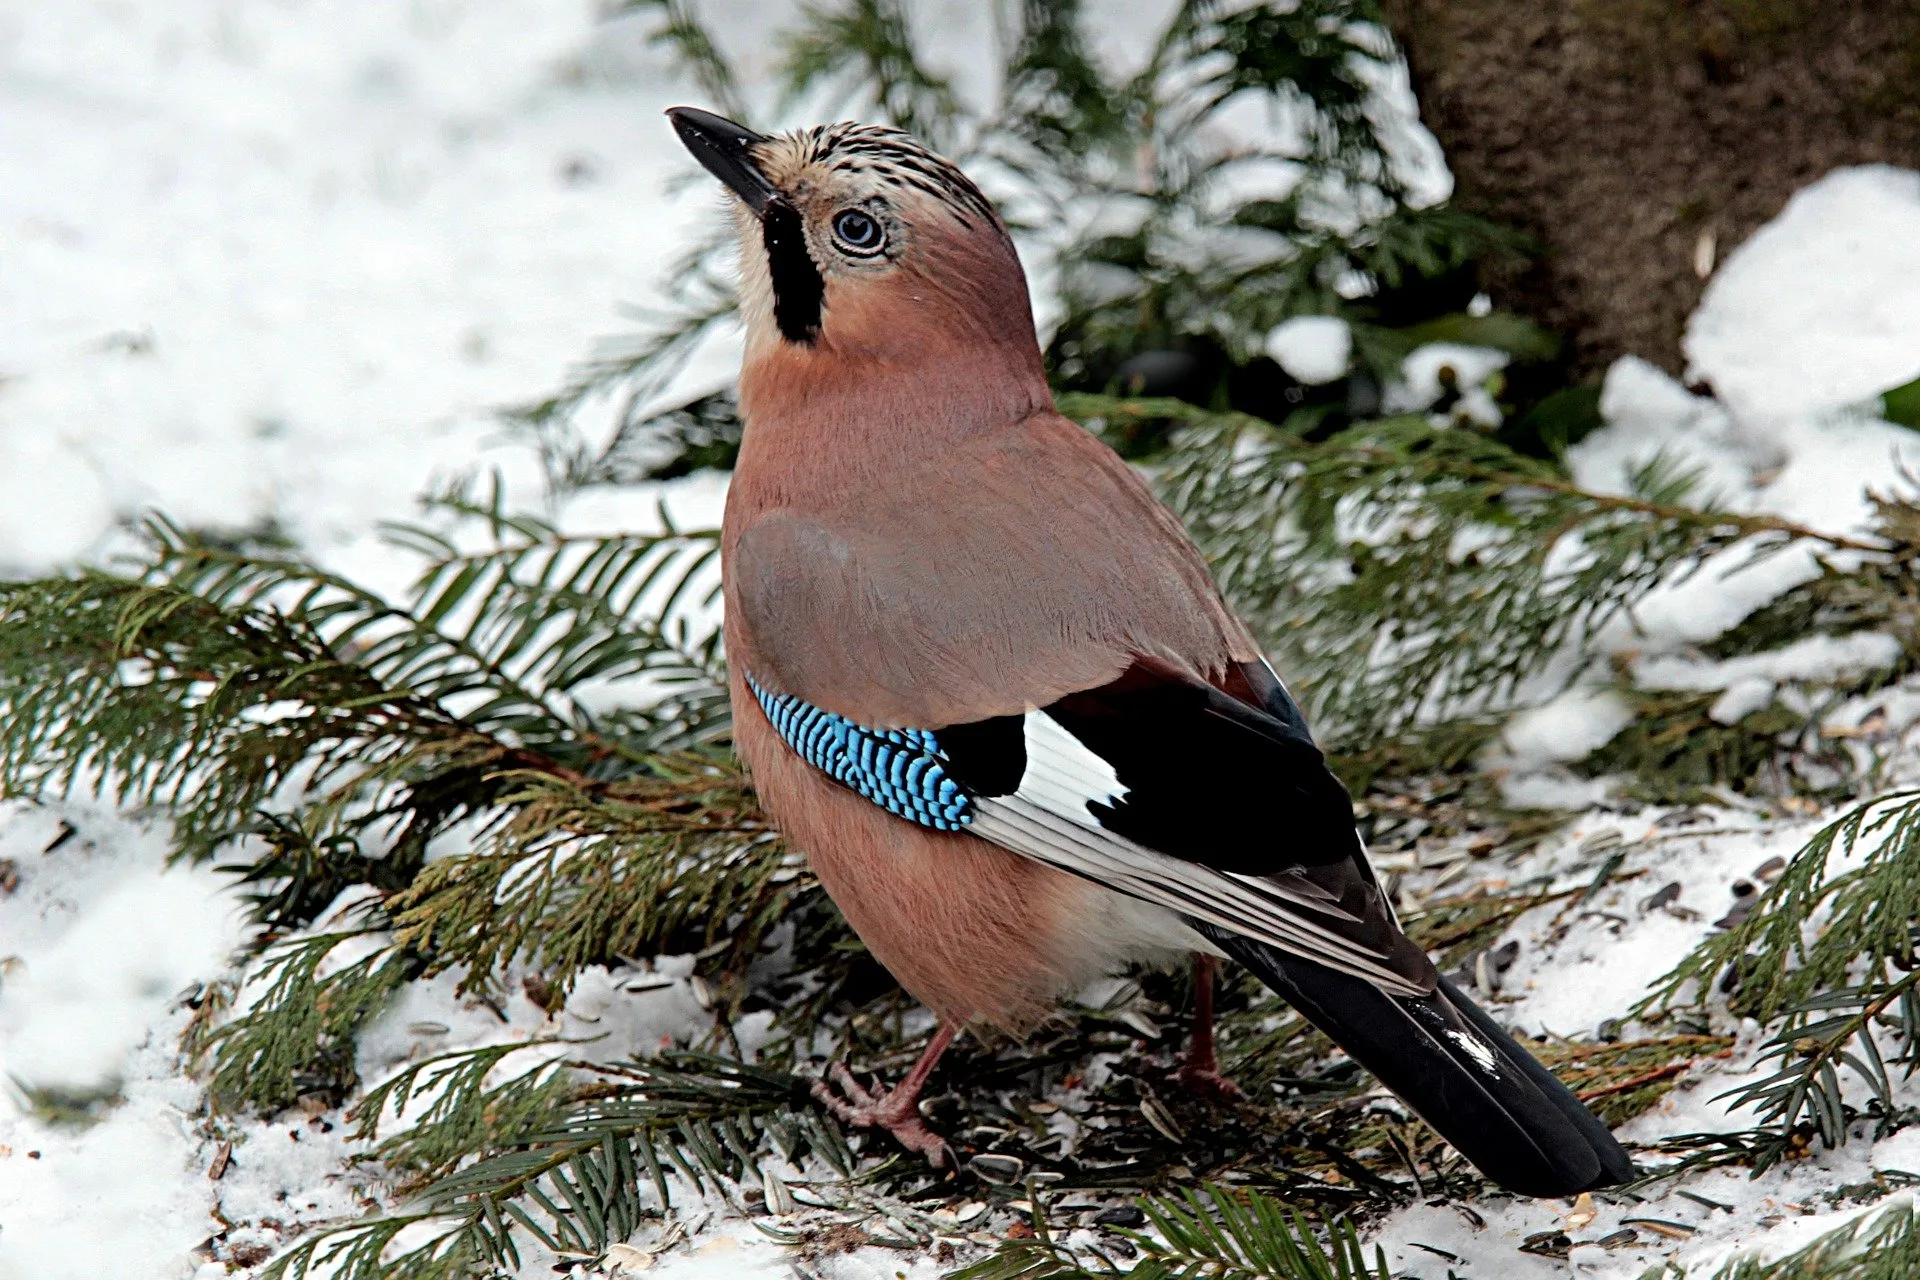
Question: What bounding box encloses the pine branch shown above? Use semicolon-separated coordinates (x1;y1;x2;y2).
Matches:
0;562;486;870
194;932;415;1112
499;249;739;496
264;1052;851;1280
351;1040;574;1183
781;0;965;151
1534;1035;1734;1126
1646;792;1920;1024
615;0;749;121
949;1186;1390;1280
1663;1198;1920;1279
1638;792;1920;1165
387;761;796;1000
1065;395;1793;744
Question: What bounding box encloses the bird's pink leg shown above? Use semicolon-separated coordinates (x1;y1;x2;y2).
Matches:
813;1023;958;1167
1176;954;1246;1103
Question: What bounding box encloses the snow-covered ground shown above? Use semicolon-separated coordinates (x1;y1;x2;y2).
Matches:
5;3;1920;1279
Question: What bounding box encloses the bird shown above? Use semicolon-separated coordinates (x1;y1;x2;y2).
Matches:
666;104;1635;1198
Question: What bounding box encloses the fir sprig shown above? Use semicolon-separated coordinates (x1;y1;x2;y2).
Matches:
195;931;415;1112
350;1040;574;1182
781;0;964;149
387;761;796;1001
1659;1197;1920;1279
1644;793;1920;1165
1069;393;1878;747
263;1051;847;1280
949;1185;1390;1280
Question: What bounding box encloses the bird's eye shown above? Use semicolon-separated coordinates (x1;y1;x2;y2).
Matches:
831;209;885;255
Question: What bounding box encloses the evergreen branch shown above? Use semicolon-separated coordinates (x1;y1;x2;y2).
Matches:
1186;2;1398;192
1717;974;1920;1169
1066;395;1783;741
949;1186;1390;1280
1643;792;1920;1023
1534;1035;1734;1126
376;496;727;761
1640;794;1920;1163
1400;883;1571;967
616;0;748;121
781;0;965;150
500;254;738;496
0;503;728;867
0;565;483;868
195;932;415;1112
995;0;1136;167
259;1213;481;1280
387;761;794;999
351;1041;575;1182
264;1053;846;1280
1665;1197;1920;1279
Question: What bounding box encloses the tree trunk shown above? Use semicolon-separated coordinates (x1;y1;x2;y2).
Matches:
1381;0;1920;380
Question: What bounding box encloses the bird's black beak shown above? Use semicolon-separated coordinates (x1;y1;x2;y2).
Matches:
667;106;779;217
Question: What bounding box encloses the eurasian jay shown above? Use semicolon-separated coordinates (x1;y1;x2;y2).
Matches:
667;106;1634;1197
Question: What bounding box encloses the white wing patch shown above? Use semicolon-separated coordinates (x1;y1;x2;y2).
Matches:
968;791;1427;999
1446;1028;1503;1077
1015;709;1128;822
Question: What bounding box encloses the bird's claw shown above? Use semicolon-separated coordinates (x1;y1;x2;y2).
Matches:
812;1065;955;1168
1175;1064;1247;1106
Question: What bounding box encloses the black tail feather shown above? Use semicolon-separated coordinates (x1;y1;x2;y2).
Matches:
1197;924;1635;1198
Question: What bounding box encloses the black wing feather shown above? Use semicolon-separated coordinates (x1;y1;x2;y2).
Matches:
1042;660;1358;873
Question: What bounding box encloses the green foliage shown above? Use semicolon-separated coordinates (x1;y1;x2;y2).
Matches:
388;762;796;1001
1070;393;1877;749
1644;793;1920;1168
615;0;748;121
781;0;963;148
1576;690;1811;803
949;1186;1390;1280
1884;374;1920;431
537;0;1530;490
0;498;730;891
1650;1198;1920;1280
194;932;414;1112
263;1051;848;1280
350;1041;573;1182
0;528;448;871
504;251;741;495
14;2;1920;1277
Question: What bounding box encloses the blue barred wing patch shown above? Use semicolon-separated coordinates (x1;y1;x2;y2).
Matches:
748;677;973;830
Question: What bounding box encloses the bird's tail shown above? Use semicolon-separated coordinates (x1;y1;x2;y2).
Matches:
1195;923;1635;1198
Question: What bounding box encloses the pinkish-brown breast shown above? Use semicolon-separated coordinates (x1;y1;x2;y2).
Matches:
730;665;1100;1030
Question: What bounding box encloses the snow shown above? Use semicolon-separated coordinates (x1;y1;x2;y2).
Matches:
1265;314;1352;384
1386;341;1507;425
1635;632;1904;695
0;857;246;1096
1575;357;1760;505
6;2;1920;1278
1498;688;1637;770
1687;165;1920;431
0;0;714;575
0;806;240;1280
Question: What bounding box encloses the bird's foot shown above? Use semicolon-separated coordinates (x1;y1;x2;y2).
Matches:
812;1063;954;1168
1175;1062;1247;1106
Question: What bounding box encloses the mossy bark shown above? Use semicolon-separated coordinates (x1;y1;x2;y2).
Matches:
1382;0;1920;378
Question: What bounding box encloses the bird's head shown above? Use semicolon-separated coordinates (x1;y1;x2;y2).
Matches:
668;107;1044;398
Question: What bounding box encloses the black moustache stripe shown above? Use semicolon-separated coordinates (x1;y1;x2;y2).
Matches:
762;199;823;344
